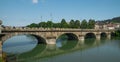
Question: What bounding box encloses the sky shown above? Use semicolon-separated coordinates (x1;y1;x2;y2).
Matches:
0;0;120;26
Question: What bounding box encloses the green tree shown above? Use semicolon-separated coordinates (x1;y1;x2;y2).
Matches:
88;19;95;29
27;23;38;28
38;22;47;28
115;30;120;37
74;20;80;28
69;19;75;28
80;19;88;29
53;23;61;28
61;19;69;28
46;21;53;28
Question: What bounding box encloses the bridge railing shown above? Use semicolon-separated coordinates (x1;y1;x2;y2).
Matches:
1;27;117;32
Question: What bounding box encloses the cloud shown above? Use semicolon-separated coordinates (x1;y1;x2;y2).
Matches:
32;0;38;4
32;0;46;4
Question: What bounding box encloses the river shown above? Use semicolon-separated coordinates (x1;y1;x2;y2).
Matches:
2;35;120;62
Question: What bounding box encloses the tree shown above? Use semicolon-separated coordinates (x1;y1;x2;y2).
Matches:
53;23;61;28
46;21;53;28
69;19;75;28
27;23;38;28
61;19;69;28
88;19;95;29
80;19;87;29
74;20;80;28
38;22;47;28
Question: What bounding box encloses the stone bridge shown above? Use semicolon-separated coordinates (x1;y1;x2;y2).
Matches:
0;28;116;45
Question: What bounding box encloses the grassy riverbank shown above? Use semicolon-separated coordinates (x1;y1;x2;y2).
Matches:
0;57;2;62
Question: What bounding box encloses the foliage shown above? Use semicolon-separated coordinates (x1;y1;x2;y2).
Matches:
46;21;53;28
27;19;95;29
74;20;80;28
38;22;47;28
0;57;2;62
27;23;38;28
80;19;88;29
61;19;69;28
115;30;120;37
88;19;95;29
69;19;75;28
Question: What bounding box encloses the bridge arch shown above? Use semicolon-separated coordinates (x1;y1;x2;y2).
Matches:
85;33;96;39
100;32;107;39
84;33;96;45
1;33;47;44
57;33;79;41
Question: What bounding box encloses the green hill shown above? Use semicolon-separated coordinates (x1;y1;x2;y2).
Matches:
104;16;120;23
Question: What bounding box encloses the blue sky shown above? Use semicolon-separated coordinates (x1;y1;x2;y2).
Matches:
0;0;120;26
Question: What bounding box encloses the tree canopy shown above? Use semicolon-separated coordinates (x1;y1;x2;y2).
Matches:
27;19;96;29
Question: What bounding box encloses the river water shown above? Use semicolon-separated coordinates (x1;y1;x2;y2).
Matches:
2;35;120;62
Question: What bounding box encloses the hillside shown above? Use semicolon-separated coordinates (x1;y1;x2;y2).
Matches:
104;16;120;23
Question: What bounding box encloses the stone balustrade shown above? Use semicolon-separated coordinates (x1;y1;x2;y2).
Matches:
1;27;116;32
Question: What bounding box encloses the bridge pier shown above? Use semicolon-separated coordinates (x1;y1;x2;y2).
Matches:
79;35;84;41
96;34;101;40
78;35;85;45
46;38;56;45
107;34;111;40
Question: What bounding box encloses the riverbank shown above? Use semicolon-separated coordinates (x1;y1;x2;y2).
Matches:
0;57;2;62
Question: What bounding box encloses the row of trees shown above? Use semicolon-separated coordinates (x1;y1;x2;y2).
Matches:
27;19;95;29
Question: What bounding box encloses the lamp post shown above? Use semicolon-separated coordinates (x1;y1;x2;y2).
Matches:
0;20;2;60
0;20;2;34
41;16;42;28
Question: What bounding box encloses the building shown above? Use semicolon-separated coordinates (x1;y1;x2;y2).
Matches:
94;21;105;29
95;21;120;30
107;23;115;29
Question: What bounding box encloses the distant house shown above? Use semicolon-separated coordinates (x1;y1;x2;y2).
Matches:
94;21;105;29
107;23;115;29
114;23;120;29
106;23;120;29
94;21;120;30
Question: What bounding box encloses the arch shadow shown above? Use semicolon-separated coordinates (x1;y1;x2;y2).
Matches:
84;33;96;45
100;32;107;40
56;33;78;50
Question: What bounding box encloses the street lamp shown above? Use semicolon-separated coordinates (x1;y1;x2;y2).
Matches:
41;16;42;28
0;20;2;33
0;20;2;25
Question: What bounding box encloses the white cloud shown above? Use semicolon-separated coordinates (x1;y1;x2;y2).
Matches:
32;0;46;4
32;0;38;4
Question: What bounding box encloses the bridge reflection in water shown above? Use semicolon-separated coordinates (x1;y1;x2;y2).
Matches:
2;34;109;62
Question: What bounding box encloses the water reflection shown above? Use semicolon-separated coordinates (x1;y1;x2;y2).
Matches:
18;44;46;62
2;35;120;62
84;38;96;45
56;39;78;50
3;35;38;54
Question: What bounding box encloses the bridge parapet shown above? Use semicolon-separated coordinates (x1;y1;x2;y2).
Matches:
1;27;116;32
